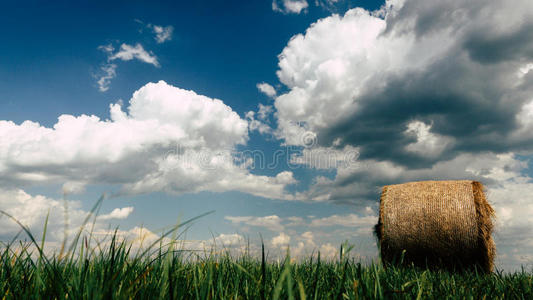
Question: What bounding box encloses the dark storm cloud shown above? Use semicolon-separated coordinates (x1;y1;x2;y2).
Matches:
464;23;533;64
324;54;525;167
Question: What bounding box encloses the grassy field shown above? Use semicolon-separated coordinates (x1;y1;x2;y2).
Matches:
1;242;532;299
0;208;532;299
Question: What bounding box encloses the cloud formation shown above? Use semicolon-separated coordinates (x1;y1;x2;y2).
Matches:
0;188;133;246
96;43;159;92
246;104;274;134
108;43;159;67
271;0;533;200
149;24;174;44
225;215;284;232
99;206;134;220
224;212;377;260
136;20;174;44
271;232;291;247
272;0;309;14
256;82;277;98
0;81;295;199
96;63;117;92
309;213;377;229
274;0;533;160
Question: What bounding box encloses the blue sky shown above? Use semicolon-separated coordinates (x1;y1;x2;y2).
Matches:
1;0;533;271
0;0;380;125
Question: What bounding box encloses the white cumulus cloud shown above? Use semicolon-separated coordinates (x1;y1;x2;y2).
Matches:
271;232;291;247
0;188;134;245
0;81;295;200
99;207;134;220
256;82;277;98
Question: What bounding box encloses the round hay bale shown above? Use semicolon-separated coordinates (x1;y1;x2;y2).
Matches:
375;180;495;272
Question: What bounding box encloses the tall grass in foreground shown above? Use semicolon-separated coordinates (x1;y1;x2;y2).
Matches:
0;203;532;299
1;239;532;299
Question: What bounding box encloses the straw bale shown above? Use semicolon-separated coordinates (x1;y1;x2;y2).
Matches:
375;180;495;272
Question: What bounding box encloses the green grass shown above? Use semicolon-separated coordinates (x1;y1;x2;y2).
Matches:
0;204;532;299
1;240;532;299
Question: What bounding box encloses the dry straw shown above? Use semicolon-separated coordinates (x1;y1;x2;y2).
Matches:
375;180;495;273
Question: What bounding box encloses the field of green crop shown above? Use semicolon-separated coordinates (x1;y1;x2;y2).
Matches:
0;207;532;299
